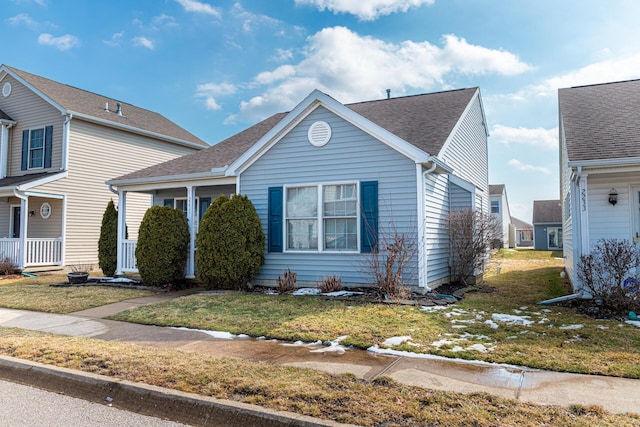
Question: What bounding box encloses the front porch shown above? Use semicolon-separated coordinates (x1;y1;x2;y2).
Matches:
0;237;63;267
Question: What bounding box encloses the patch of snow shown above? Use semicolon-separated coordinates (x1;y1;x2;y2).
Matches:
292;288;320;296
256;336;266;340
484;320;499;329
420;305;449;312
237;334;250;339
519;306;528;310
171;327;236;340
459;333;489;340
431;339;456;348
466;343;491;352
626;320;640;327
559;324;583;330
513;309;522;314
451;325;468;329
322;290;363;297
383;336;412;347
541;309;553;313
596;325;609;330
507;336;518;339
491;313;534;326
264;290;278;295
450;346;465;352
310;336;349;354
451;319;476;324
88;276;138;283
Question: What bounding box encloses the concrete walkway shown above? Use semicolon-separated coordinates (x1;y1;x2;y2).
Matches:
0;293;638;416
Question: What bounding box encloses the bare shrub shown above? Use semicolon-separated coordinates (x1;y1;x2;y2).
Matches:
277;269;297;294
447;209;500;285
319;275;342;293
0;256;19;275
577;238;640;314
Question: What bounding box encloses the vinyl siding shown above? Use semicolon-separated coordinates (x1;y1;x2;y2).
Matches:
240;105;419;286
0;199;12;237
585;174;636;244
559;120;575;284
450;182;472;210
438;95;489;212
35;119;200;265
0;74;64;175
424;172;449;283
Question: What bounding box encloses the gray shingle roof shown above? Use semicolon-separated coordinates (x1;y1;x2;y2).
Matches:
532;200;562;224
0;108;13;121
0;172;59;189
489;184;504;195
510;216;532;229
5;65;208;148
111;88;477;182
559;79;640;162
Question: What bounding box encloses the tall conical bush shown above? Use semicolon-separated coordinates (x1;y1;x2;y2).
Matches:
98;200;118;277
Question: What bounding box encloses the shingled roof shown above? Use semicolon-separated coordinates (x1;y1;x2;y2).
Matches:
3;65;208;148
489;184;505;195
532;200;562;224
559;79;640;162
111;88;478;182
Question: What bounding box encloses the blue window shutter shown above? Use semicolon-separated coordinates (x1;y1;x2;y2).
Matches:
360;181;378;253
44;125;53;168
199;197;211;219
163;199;174;207
268;187;283;252
21;130;28;171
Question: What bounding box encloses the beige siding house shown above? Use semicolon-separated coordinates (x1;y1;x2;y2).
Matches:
0;65;208;270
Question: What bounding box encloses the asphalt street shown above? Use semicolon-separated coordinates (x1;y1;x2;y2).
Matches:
0;379;190;427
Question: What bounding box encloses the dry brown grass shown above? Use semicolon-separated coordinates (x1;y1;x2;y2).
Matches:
0;327;636;427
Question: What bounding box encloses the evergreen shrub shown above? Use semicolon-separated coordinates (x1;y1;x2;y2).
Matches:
98;200;118;277
196;194;265;290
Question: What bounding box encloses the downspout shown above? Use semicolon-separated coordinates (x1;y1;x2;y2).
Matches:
418;160;438;292
61;113;72;171
13;188;28;270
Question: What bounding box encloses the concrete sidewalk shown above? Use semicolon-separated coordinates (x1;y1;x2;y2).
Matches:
0;294;638;417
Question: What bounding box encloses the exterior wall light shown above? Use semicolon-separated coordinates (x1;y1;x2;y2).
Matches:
608;188;618;206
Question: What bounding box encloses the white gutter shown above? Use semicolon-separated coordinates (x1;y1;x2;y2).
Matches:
68;111;207;150
568;156;640;168
107;170;227;187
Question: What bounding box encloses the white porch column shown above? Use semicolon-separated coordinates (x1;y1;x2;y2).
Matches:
116;190;127;275
19;196;28;269
186;185;196;279
578;173;589;255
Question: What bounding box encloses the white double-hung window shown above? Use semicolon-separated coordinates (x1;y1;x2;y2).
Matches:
28;128;45;169
285;183;358;251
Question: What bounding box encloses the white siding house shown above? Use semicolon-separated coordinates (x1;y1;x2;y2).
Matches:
489;184;513;248
0;65;207;270
559;79;640;291
109;88;489;290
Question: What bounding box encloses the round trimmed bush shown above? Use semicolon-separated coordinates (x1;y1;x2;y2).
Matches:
136;205;189;287
98;200;118;277
196;194;265;290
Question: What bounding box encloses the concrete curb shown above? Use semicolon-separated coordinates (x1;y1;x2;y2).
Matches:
0;355;353;427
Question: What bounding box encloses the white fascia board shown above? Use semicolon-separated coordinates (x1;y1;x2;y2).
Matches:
437;88;484;156
567;156;640;169
69;112;207;150
108;174;235;193
16;171;67;191
107;171;227;187
228;89;431;175
448;174;476;193
1;66;66;114
0;119;16;126
23;191;64;199
421;157;453;174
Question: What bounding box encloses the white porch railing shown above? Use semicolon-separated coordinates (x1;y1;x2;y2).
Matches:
0;238;20;264
0;238;62;267
122;239;138;272
26;238;63;266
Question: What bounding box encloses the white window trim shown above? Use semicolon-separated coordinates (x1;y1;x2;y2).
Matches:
27;127;46;170
283;181;361;254
9;204;20;238
547;226;563;249
490;199;500;214
174;196;202;230
40;202;52;219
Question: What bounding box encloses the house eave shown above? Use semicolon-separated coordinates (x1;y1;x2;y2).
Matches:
568;156;640;169
68;111;207;150
107;171;228;188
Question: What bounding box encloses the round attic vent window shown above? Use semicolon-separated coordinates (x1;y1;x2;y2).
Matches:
308;121;331;147
40;202;52;219
2;83;11;97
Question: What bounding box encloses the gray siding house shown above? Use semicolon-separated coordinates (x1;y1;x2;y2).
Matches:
532;200;562;250
489;184;513;248
559;79;640;290
0;65;207;270
108;88;489;290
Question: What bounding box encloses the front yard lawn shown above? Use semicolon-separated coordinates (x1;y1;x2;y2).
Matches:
110;250;640;378
0;273;153;313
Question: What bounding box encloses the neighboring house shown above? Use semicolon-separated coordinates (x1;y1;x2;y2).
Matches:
511;216;533;247
108;88;489;290
0;65;208;270
489;184;513;248
559;79;640;290
532;200;562;250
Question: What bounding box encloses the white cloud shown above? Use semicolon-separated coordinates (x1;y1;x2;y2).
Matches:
506;53;640;100
295;0;434;21
38;33;79;51
231;2;280;32
152;14;178;29
196;82;237;110
507;159;550;174
175;0;221;17
12;0;46;6
273;48;294;62
491;125;558;151
230;26;531;121
6;13;37;29
132;36;154;50
103;31;124;47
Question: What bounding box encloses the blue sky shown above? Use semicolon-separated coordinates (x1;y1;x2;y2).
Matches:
4;0;640;222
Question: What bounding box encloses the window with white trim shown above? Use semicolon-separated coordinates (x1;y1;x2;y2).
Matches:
28;128;45;169
490;199;500;214
285;183;358;251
